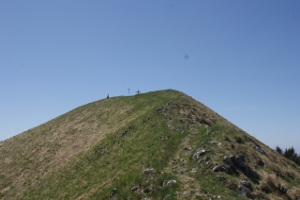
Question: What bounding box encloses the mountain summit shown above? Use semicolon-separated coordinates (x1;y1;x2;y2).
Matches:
1;90;300;199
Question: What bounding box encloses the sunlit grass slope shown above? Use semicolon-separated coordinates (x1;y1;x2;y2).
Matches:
1;90;300;199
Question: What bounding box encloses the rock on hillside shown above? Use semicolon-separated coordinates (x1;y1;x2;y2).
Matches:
0;90;300;200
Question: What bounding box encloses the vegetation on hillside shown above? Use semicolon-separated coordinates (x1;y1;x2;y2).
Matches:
1;90;300;200
276;146;300;166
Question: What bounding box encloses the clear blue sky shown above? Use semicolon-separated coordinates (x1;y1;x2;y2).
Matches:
1;1;299;152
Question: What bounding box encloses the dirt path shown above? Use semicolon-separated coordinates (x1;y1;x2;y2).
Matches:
164;131;205;199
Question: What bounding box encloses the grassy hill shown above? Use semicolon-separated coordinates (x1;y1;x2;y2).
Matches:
1;89;300;199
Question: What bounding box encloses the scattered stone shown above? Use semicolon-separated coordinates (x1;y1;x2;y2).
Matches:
238;183;255;198
120;130;128;137
278;184;287;194
191;168;197;173
160;136;169;141
255;146;266;155
144;168;154;174
223;154;245;167
212;165;229;173
224;155;235;166
206;128;209;135
240;180;253;191
167;180;177;186
193;148;206;160
131;186;139;192
296;195;300;200
238;185;247;197
163;180;177;187
109;188;117;198
256;158;264;167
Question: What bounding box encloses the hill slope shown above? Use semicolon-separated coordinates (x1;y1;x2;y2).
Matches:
1;90;300;199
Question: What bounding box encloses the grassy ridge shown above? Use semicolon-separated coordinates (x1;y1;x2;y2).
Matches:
1;89;300;199
22;90;191;199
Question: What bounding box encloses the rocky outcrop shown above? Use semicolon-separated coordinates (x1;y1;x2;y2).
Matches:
223;153;260;184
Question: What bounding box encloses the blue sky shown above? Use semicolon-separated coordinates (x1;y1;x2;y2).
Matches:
1;1;299;152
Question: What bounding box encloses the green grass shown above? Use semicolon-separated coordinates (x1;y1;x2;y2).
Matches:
1;89;300;200
20;90;190;199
